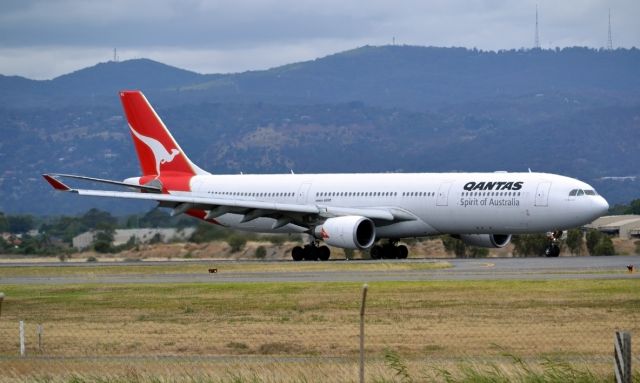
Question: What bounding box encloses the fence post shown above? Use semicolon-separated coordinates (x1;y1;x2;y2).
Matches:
19;320;25;357
360;284;368;383
614;331;631;383
37;324;43;353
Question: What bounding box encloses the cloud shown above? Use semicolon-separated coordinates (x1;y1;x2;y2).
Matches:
0;0;638;79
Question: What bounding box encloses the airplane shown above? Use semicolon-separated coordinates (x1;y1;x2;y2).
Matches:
43;90;610;260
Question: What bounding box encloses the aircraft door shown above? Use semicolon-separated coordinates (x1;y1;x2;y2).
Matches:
297;182;312;204
436;182;453;206
535;182;551;207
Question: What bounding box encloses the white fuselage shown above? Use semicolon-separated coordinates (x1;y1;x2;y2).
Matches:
182;171;609;238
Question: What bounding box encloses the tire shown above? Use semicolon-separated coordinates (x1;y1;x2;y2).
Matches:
292;246;304;261
383;244;399;259
397;245;409;259
303;245;318;261
544;244;560;257
318;246;330;261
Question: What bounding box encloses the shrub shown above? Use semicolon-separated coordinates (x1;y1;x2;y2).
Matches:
227;236;247;253
93;240;113;254
344;248;354;260
593;236;615;256
255;246;267;259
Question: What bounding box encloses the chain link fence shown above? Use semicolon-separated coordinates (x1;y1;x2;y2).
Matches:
0;280;638;382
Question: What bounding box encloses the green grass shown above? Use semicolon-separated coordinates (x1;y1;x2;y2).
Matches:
2;279;639;320
0;260;451;278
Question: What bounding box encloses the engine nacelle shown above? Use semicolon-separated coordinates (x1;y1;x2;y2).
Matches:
314;216;376;250
458;234;512;248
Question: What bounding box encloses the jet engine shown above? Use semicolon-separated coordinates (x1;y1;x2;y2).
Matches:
458;234;512;248
314;216;376;250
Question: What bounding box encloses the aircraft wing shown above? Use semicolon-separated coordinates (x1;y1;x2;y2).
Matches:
43;174;413;229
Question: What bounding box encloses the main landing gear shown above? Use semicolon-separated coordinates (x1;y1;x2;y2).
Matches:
544;230;562;257
291;243;331;261
370;240;408;260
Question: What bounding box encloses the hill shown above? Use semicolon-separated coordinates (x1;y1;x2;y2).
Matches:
0;45;638;214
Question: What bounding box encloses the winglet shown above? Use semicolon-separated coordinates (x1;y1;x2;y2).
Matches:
42;174;71;191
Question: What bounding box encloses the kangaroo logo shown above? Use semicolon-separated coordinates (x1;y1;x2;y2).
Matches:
129;124;180;175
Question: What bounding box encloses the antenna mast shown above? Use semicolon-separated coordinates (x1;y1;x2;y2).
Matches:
534;4;540;49
607;9;613;50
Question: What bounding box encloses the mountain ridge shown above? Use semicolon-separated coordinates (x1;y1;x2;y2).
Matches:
0;45;638;214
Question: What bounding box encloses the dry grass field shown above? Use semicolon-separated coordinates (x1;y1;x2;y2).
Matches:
0;267;638;382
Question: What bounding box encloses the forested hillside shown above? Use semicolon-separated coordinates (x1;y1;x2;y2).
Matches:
0;46;638;214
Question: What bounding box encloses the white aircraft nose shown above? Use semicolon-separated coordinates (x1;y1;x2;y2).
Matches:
592;195;609;218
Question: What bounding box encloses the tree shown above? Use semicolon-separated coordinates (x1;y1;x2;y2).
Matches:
512;234;548;257
7;215;35;233
441;236;488;258
442;236;466;257
93;230;114;253
565;229;584;255
586;230;602;255
81;208;116;230
0;212;8;232
468;247;489;258
593;236;615;256
140;208;171;228
629;199;640;215
585;230;616;256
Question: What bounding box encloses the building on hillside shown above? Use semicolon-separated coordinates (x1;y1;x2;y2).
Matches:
584;215;640;239
1;232;22;246
72;227;196;250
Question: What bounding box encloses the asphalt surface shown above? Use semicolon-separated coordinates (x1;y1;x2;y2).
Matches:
0;256;638;285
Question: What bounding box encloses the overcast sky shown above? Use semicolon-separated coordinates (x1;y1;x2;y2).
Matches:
1;0;638;80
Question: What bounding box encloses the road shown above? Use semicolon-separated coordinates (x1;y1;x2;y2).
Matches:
0;256;638;285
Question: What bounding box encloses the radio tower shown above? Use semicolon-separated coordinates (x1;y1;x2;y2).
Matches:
534;4;540;49
607;9;613;50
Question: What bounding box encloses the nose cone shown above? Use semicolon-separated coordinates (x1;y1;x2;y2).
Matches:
591;195;609;220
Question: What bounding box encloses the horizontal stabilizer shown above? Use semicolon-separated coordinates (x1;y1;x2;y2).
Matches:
44;173;161;193
42;174;71;191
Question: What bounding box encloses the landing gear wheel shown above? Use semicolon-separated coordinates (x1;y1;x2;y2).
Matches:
318;246;331;261
382;244;399;259
397;245;408;259
544;244;560;257
291;246;304;261
303;245;319;261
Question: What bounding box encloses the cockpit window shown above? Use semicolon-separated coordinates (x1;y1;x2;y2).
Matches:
569;189;598;197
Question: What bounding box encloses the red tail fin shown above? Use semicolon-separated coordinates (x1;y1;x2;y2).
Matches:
119;91;207;177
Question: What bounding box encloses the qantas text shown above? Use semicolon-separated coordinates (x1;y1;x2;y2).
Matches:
463;181;523;191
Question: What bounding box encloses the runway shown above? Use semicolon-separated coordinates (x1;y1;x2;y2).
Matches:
1;256;638;285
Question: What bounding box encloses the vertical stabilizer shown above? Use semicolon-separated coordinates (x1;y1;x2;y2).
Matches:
119;91;208;177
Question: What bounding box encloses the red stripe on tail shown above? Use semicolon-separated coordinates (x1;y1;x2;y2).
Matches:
119;91;198;177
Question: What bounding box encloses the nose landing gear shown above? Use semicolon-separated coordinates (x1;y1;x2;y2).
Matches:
544;230;563;257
